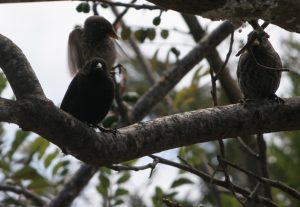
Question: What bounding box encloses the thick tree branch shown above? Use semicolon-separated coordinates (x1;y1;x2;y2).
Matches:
0;98;18;122
0;34;45;99
1;95;300;167
129;21;237;122
146;0;300;34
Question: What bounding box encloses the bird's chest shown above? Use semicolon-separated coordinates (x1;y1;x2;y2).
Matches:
81;39;116;68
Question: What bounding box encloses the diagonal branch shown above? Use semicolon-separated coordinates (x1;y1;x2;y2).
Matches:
149;155;278;207
0;34;45;99
48;164;98;207
129;21;236;122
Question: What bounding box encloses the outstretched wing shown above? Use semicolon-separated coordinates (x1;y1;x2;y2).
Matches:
68;27;84;75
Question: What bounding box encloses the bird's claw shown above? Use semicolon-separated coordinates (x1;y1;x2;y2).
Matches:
92;124;118;135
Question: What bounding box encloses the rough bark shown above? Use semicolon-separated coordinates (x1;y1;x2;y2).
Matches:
146;0;300;34
1;95;300;166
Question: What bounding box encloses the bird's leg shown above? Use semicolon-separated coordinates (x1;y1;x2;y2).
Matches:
268;94;284;104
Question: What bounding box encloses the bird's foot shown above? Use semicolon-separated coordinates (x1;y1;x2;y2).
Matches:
92;124;118;135
268;94;284;104
111;64;126;75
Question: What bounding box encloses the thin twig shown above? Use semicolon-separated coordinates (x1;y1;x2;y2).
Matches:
109;158;159;172
112;0;137;28
0;185;46;206
148;155;278;207
213;27;234;81
222;158;300;200
111;65;130;123
217;156;245;205
245;182;262;207
237;137;259;158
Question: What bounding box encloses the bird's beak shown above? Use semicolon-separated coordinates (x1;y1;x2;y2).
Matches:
108;29;119;39
252;38;260;45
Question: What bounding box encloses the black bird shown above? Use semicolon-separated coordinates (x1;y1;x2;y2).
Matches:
237;30;282;101
60;58;115;129
68;16;118;74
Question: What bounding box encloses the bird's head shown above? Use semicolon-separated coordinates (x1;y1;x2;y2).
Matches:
84;16;118;40
248;30;270;47
83;58;109;74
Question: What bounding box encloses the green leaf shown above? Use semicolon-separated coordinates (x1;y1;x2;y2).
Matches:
97;174;110;197
134;29;147;43
29;137;49;159
113;199;124;206
122;92;139;103
152;16;161;26
76;3;83;12
0;72;7;94
44;150;59;168
170;177;193;188
7;130;30;160
0;159;10;173
116;173;130;184
52;160;70;176
76;2;90;13
155;186;163;197
82;3;90;13
147;28;156;41
27;178;50;192
99;174;110;189
12;166;42;180
121;27;131;40
115;188;129;197
161;29;169;39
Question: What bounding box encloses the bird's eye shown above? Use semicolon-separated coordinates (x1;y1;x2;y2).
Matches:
97;62;103;68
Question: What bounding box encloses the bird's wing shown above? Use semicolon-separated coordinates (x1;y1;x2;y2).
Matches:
68;28;84;75
60;73;85;111
236;52;248;80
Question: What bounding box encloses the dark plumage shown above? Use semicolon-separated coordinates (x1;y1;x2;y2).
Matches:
60;58;115;126
68;16;118;74
237;31;282;100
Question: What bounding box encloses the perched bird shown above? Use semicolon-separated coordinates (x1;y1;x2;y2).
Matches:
237;30;282;101
68;16;118;74
60;58;115;129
